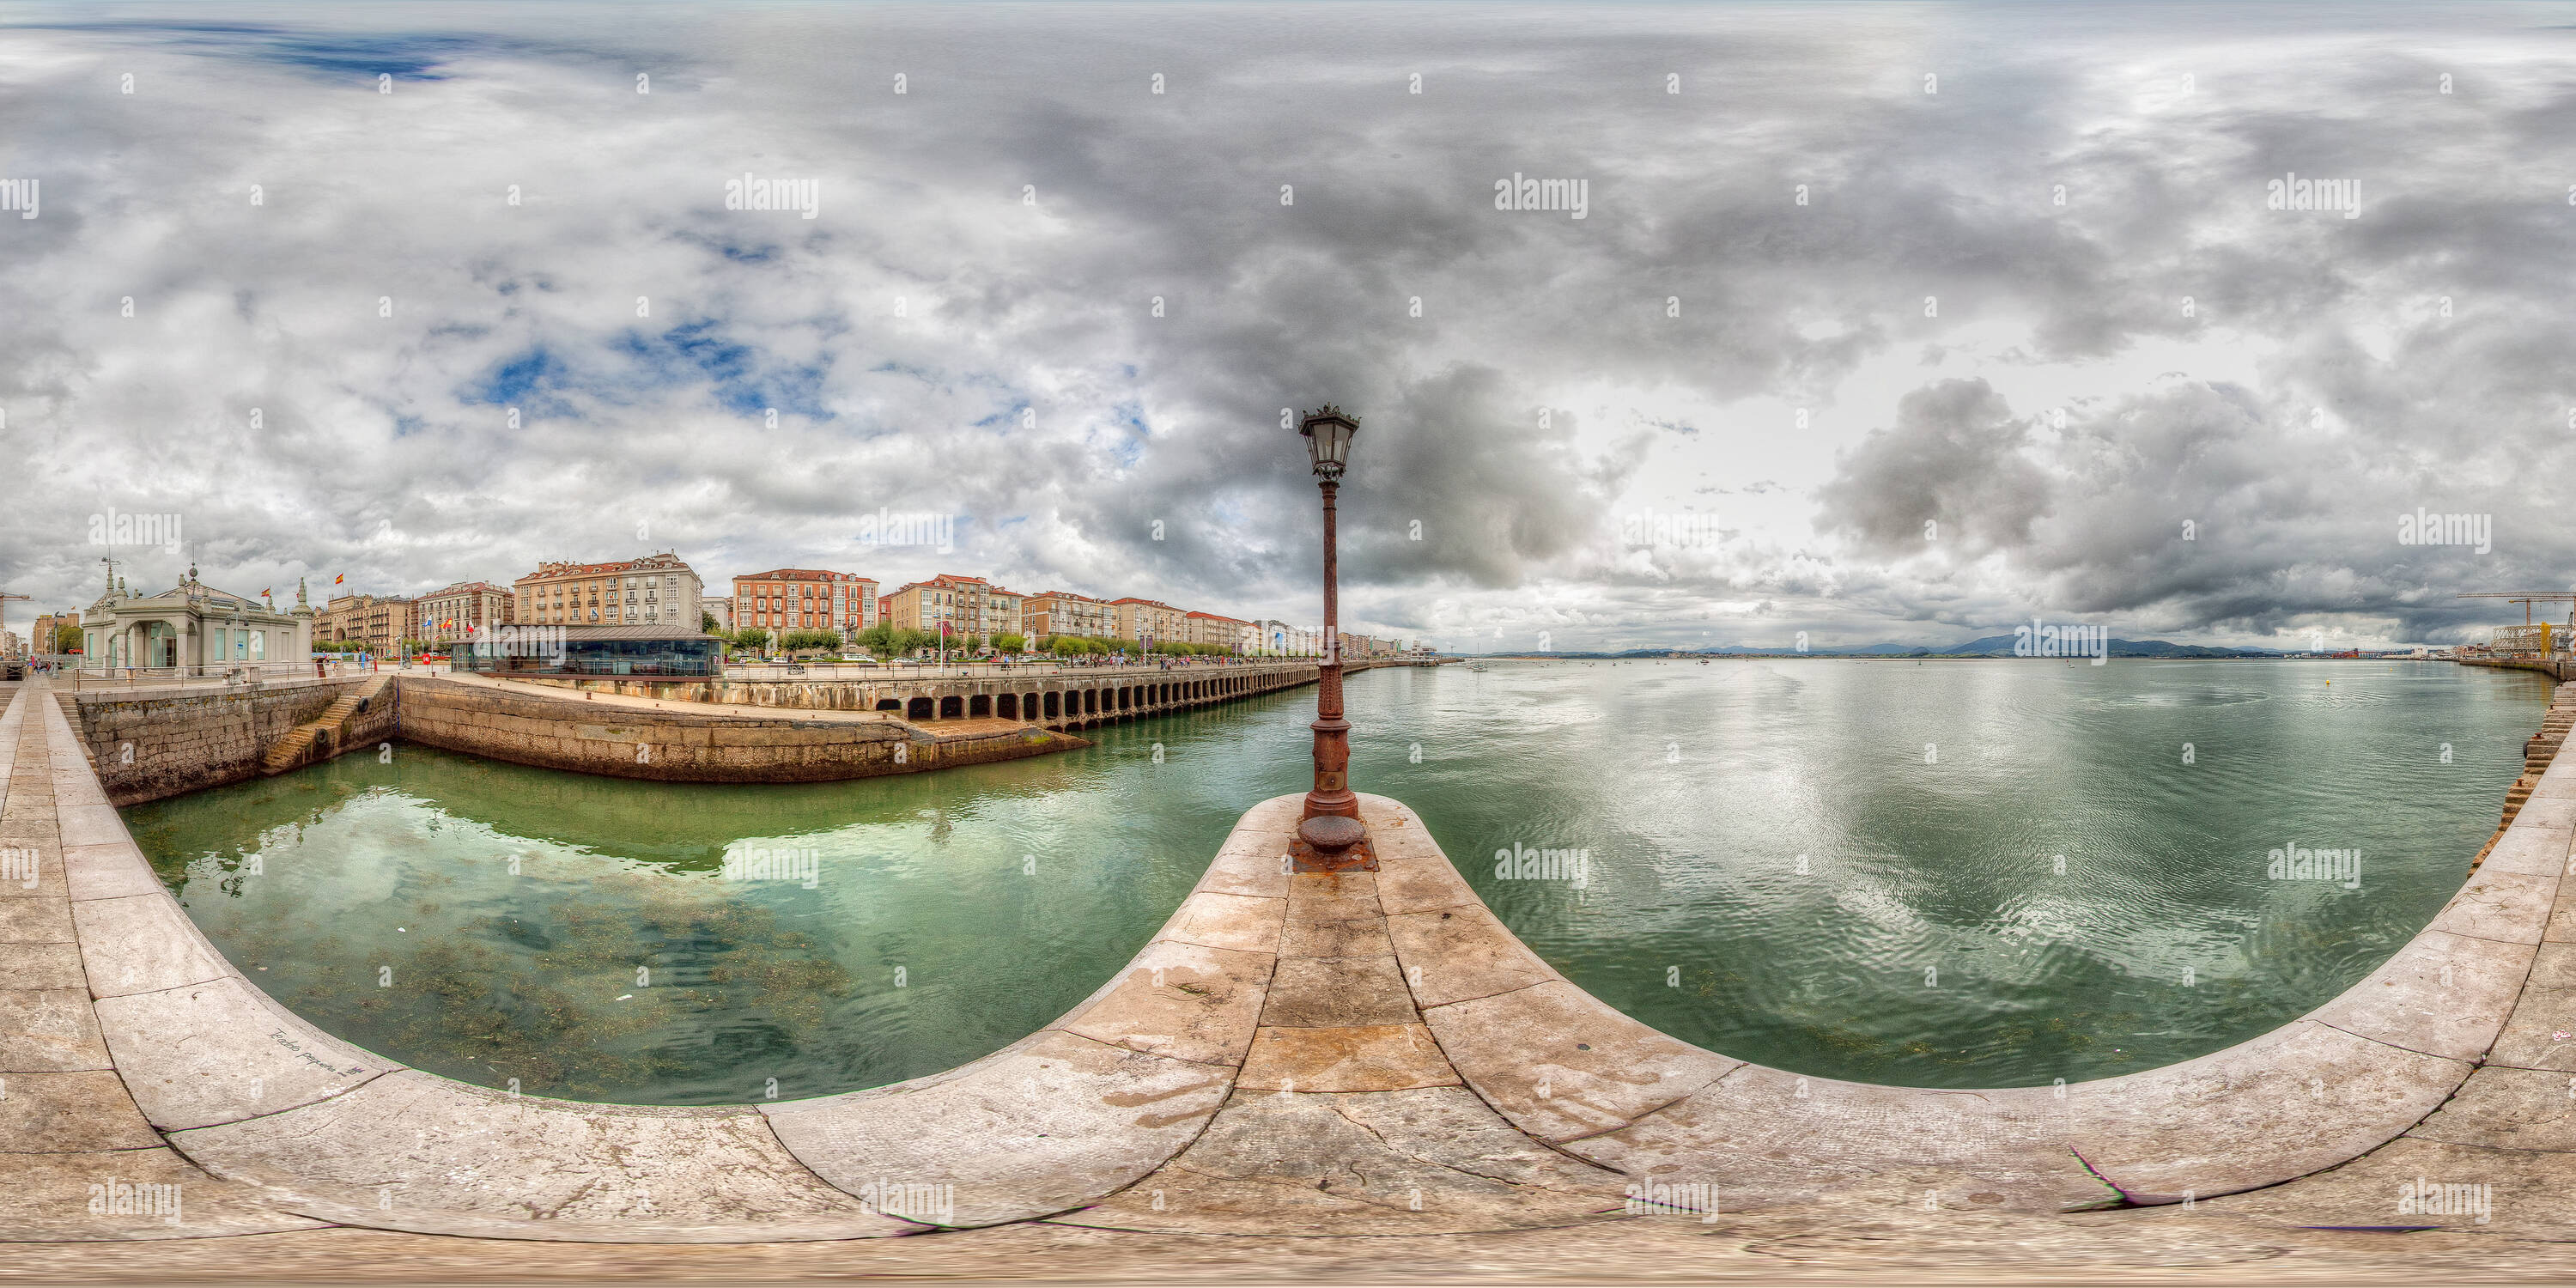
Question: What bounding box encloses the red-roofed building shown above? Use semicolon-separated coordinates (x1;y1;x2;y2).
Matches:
731;568;878;639
513;552;702;629
883;574;1023;648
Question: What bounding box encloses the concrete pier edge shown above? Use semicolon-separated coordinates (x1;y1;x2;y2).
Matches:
5;676;2573;1242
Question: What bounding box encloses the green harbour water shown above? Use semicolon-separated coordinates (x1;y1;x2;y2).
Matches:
121;659;2549;1104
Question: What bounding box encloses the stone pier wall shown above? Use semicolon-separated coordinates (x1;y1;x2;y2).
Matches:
394;675;1083;782
519;659;1369;731
58;677;381;805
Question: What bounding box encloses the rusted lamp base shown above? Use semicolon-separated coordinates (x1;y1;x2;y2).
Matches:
1291;814;1377;873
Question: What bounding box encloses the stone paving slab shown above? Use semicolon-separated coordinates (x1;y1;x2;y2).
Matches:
2433;869;2560;944
762;1030;1233;1228
1054;938;1273;1066
1384;905;1562;1006
0;940;87;988
1419;979;1742;1143
61;841;162;902
2208;1135;2576;1238
0;896;76;942
1257;955;1414;1027
0;987;114;1071
1154;889;1286;957
1236;1023;1459;1092
2482;822;2573;877
1054;1085;1625;1236
2063;1020;2472;1204
173;1069;916;1242
2306;928;2535;1060
0;1070;162;1151
69;893;234;998
93;973;398;1131
2487;985;2576;1070
0;1147;331;1241
2403;1063;2576;1151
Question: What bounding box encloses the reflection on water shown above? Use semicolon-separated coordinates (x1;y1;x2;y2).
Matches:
124;659;2546;1102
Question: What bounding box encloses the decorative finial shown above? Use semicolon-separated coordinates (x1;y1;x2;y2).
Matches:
188;562;198;583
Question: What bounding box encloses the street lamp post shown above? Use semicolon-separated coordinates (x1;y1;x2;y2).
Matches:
1295;406;1371;867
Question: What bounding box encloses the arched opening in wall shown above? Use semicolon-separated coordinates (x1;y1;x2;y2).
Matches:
1118;688;1131;710
1081;689;1096;714
940;696;963;719
876;699;902;712
906;697;933;720
970;695;993;718
1024;692;1039;721
997;693;1018;720
1044;692;1060;719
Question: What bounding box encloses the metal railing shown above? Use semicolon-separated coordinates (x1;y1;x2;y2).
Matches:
33;659;323;690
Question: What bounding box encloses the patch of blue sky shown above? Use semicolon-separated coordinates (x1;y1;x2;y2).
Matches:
6;18;638;84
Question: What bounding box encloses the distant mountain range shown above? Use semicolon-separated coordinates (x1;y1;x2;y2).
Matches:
1476;635;2291;659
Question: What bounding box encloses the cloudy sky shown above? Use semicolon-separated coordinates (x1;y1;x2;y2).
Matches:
4;2;2573;652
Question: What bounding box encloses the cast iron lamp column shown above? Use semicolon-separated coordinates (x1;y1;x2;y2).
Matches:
1296;406;1368;860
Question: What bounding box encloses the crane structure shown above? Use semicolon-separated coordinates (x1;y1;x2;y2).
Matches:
2458;592;2576;655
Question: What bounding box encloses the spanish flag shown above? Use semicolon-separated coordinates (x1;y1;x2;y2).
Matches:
334;574;344;585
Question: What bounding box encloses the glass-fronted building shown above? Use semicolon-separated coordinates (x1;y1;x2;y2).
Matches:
453;624;724;677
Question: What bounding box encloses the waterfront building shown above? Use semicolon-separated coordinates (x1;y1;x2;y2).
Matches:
1109;597;1188;649
514;552;702;629
1254;619;1322;657
732;569;875;639
318;592;416;654
883;574;1023;649
31;613;68;653
78;564;313;667
1024;590;1110;641
416;580;515;646
701;596;733;631
453;623;725;678
1184;611;1254;653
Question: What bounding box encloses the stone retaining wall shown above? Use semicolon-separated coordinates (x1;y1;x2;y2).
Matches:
395;675;1083;782
59;677;381;806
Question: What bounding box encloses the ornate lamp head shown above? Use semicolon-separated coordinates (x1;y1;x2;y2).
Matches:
1298;406;1360;481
